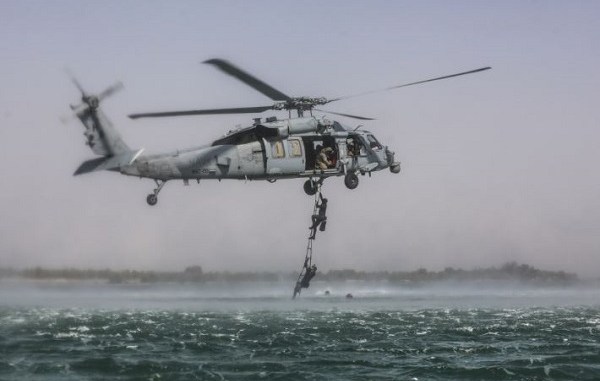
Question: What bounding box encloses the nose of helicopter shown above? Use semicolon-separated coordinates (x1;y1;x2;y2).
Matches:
385;147;401;174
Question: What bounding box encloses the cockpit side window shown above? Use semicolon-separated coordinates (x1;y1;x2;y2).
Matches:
367;135;382;150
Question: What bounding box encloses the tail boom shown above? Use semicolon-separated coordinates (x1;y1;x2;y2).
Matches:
74;149;144;176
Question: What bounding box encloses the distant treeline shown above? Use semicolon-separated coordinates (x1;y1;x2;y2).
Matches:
0;265;282;284
0;262;578;285
323;262;577;285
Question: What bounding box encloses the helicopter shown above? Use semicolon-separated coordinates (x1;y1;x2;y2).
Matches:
66;59;490;205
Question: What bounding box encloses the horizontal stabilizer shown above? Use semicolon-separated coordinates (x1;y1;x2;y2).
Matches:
74;149;143;176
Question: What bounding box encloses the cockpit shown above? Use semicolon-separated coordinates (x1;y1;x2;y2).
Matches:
366;134;382;150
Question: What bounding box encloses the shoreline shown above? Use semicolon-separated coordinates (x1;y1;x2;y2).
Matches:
0;262;586;287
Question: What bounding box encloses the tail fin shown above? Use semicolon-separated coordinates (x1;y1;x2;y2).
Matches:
65;76;140;175
74;98;130;156
67;78;130;156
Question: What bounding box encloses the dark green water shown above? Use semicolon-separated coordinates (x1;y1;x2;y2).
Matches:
1;281;599;380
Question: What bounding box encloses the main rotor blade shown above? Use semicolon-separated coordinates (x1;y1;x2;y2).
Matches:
129;105;274;119
97;81;124;101
64;68;87;97
329;66;491;102
204;58;291;101
314;108;375;121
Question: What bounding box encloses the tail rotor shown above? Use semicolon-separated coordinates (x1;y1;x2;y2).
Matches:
63;68;123;117
61;70;131;157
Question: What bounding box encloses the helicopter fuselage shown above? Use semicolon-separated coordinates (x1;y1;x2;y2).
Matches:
120;117;400;185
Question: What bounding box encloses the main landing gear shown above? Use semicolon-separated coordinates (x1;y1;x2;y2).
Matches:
304;173;359;195
344;172;359;190
303;178;323;196
146;180;166;206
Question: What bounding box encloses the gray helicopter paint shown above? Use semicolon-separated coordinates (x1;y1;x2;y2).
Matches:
77;109;392;182
238;141;265;177
115;122;394;182
263;117;321;137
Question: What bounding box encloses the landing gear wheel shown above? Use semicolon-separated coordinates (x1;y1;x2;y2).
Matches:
344;173;359;190
303;179;318;196
146;180;166;206
146;194;158;206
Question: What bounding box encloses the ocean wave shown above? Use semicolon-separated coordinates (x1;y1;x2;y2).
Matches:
1;306;600;380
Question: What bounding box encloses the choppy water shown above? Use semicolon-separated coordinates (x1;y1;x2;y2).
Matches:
1;281;600;380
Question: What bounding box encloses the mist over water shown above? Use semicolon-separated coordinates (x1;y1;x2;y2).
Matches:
1;279;600;310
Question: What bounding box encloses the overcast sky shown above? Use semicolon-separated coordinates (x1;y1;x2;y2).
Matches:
1;1;599;276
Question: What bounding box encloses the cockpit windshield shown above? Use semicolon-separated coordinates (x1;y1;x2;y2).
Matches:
367;134;382;150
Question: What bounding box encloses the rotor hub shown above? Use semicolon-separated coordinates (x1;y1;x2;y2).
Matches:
84;96;100;109
273;97;329;112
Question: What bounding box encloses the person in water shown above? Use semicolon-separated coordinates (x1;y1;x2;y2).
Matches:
309;195;328;239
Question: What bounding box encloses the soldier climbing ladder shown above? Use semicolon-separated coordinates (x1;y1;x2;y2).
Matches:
293;181;327;298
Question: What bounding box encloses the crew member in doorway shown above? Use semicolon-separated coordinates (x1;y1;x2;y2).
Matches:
316;145;334;170
309;194;328;239
347;138;361;156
